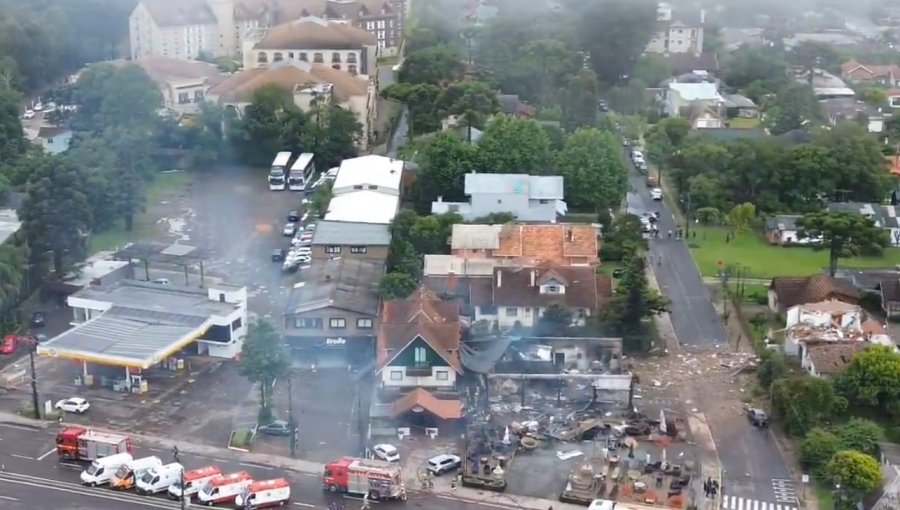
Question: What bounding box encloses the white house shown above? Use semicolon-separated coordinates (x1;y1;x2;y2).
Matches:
646;2;705;55
664;82;725;128
331;155;404;196
431;173;568;222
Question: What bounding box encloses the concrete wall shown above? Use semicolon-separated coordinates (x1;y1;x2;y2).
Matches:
311;244;389;261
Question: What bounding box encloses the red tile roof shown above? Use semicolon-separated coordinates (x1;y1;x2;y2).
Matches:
377;287;461;372
494;224;598;264
769;274;859;309
806;341;866;376
391;388;463;419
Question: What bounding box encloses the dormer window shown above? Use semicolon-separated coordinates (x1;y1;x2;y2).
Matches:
540;284;565;295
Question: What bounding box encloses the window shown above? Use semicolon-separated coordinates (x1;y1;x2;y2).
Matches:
377;30;386;40
332;64;341;70
546;285;561;293
436;370;449;381
350;246;367;254
357;318;373;328
325;246;341;254
367;185;378;190
299;52;308;61
346;53;357;64
329;318;347;329
178;92;190;104
193;90;204;101
390;370;402;381
273;52;283;61
414;346;427;363
505;307;518;317
313;53;324;63
231;318;242;331
257;52;268;63
288;52;294;59
332;52;341;63
353;184;364;189
377;20;385;29
366;21;375;30
389;19;394;27
348;64;358;75
293;317;323;329
539;199;549;204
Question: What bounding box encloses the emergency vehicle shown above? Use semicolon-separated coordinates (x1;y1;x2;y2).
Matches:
167;465;222;499
196;471;253;506
56;427;132;462
234;478;291;508
323;457;407;501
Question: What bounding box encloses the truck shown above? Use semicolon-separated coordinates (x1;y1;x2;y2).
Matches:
269;151;292;191
56;427;132;462
323;457;407;501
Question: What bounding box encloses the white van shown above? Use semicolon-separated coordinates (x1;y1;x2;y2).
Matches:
110;455;162;490
135;462;183;495
234;478;291;508
81;452;133;487
167;465;221;499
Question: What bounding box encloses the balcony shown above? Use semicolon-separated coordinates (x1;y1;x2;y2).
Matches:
406;362;431;377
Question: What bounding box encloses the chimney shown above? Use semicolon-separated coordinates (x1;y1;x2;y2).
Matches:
437;196;443;203
497;270;502;288
530;269;536;287
448;271;458;292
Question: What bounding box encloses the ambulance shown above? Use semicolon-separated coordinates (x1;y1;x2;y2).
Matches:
234;478;291;508
167;465;221;499
196;471;253;506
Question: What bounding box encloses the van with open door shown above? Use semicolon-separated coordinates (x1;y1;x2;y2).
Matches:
135;462;183;495
110;455;162;490
80;452;133;487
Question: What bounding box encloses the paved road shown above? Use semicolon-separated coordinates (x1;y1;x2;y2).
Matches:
0;422;530;510
623;151;799;507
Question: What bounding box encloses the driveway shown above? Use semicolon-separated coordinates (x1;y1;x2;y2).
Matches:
624;148;799;507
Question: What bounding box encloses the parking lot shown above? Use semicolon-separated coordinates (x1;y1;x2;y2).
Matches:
0;168;362;460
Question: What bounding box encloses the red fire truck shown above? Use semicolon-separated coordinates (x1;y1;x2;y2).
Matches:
56;426;132;462
323;457;406;501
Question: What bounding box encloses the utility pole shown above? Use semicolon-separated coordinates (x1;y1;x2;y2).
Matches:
28;340;40;419
173;446;185;510
288;371;298;458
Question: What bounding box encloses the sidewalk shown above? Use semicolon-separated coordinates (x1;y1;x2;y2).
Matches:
687;413;724;510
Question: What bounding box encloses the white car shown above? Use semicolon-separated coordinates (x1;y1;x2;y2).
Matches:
56;397;90;414
426;454;461;475
588;499;616;510
282;223;297;237
373;444;400;463
22;110;35;120
650;188;663;201
33;102;43;112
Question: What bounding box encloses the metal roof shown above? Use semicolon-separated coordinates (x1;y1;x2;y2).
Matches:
450;224;502;250
325;191;399;224
37;306;209;368
0;209;21;245
332;155;403;193
72;280;239;318
464;173;564;200
311;220;391;246
285;258;384;316
112;242;213;264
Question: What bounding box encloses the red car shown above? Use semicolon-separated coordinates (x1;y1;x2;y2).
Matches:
0;334;18;354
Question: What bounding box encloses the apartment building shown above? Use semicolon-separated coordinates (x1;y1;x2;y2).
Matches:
646;2;705;56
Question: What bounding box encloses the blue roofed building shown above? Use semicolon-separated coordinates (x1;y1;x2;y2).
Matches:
431;172;567;222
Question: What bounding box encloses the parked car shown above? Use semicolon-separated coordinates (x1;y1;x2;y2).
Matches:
589;499;616;510
30;311;45;328
272;249;286;262
56;397;91;414
0;334;17;354
426;454;461;475
258;420;292;436
746;408;769;428
373;444;400;463
282;223;297;237
151;278;170;285
33;102;43;112
22;110;35;120
287;211;300;222
650;188;663;201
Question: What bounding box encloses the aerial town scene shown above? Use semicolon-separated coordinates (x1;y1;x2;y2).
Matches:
1;0;900;509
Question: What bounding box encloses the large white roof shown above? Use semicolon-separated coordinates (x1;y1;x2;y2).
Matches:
668;82;723;101
325;191;400;224
333;155;404;193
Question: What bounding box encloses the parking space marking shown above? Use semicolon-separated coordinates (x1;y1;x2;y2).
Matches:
302;473;318;477
147;448;162;453
294;503;316;508
343;496;380;504
0;424;39;432
435;495;509;509
8;454;33;461
0;495;19;501
213;458;229;463
37;448;55;461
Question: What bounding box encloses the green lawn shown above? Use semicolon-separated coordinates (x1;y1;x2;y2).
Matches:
688;226;900;278
727;117;761;128
88;171;193;254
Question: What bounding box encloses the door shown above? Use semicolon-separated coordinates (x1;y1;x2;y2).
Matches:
553;352;565;366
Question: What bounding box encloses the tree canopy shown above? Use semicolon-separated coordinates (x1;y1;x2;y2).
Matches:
556;128;628;211
797;212;890;276
239;320;291;424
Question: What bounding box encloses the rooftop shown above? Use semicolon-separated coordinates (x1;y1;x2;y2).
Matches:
208;62;367;104
37;306;208;368
271;0;398;23
325;191;399;224
495;224;599;262
423;255;500;276
128;57;223;84
254;16;376;50
765;214;802;231
71;279;239;318
450;224;502;250
0;209;21;245
668;82;723;102
472;266;613;310
332;155;404;193
464;173;564;199
311;220;391;246
141;0;217;27
806;341;867;376
378;287;462;372
770;274;859;309
827;202;900;228
285;258;384;316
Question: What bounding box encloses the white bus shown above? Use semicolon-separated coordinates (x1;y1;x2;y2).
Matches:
288;152;316;191
269;151;292;191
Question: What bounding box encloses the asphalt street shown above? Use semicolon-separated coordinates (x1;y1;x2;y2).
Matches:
623;148;800;507
0;422;523;510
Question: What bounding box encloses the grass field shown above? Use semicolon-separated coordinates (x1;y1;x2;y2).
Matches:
688;226;900;278
88;171;193;254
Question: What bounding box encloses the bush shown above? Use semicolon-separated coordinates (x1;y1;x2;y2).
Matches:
835;418;883;457
800;428;839;475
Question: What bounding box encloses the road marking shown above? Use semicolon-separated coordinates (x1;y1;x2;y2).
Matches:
213;458;229;463
723;495;798;510
240;462;274;470
8;454;33;461
343;495;380;504
0;423;40;432
147;448;162;452
302;472;318;477
37;448;56;461
0;472;181;509
294;503;316;508
0;495;19;501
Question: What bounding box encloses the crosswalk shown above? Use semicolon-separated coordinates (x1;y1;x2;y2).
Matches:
722;496;798;510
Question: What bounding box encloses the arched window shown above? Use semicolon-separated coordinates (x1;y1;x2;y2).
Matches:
273;52;283;62
288;52;294;59
346;52;357;64
332;52;341;63
299;52;308;61
257;52;268;63
313;53;324;63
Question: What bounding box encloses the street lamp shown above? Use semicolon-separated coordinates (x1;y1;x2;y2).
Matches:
834;477;843;510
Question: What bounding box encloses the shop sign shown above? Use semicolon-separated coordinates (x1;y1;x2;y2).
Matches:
325;337;347;346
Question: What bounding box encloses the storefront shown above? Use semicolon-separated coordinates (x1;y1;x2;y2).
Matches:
285;335;375;369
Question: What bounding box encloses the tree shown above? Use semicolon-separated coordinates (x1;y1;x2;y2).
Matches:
789;41;841;82
379;272;418;300
383;82;442;136
771;376;842;436
722;46;788;90
824;450;882;504
399;45;464;85
725;203;756;234
757;348;788;389
19;157;92;277
477;115;552;174
228;85;295;166
632;54;671;86
561;69;600;131
410;132;478;213
800;428;840;475
309;181;333;218
601;213;647;261
568;0;658;85
0;241;27;317
836;345;900;417
606;79;649;115
315;105;361;170
797;212;890;276
765;82;820;135
535;304;574;335
604;254;670;347
0;85;26;164
811;122;894;204
239;320;290;424
73;63;162;133
556;128;628;211
835;419;883;457
436;80;500;142
861;87;888;107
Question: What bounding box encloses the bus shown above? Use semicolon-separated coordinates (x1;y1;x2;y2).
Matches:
269;151;292;191
288;153;316;191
